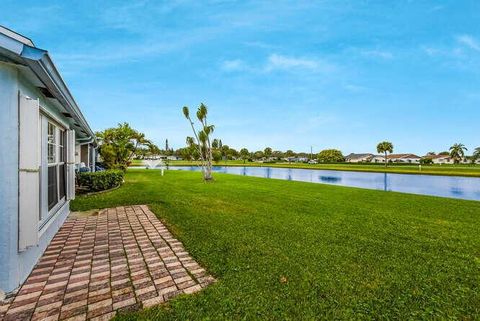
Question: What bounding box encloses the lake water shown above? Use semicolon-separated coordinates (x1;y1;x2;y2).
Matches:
164;166;480;201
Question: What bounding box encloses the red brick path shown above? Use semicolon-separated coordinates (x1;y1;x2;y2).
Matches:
0;205;214;321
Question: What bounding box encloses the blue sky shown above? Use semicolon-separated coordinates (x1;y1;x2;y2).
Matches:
2;0;480;154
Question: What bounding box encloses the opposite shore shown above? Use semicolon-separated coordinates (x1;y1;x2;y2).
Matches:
130;160;480;178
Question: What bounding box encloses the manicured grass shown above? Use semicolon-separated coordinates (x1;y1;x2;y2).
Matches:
72;170;480;320
131;159;480;177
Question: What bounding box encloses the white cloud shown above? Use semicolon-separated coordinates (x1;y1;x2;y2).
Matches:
457;35;480;52
421;46;440;56
421;35;480;60
265;54;334;72
219;54;335;74
221;59;246;72
242;41;277;49
430;5;445;12
53;26;217;71
344;84;367;93
361;50;393;60
267;54;316;69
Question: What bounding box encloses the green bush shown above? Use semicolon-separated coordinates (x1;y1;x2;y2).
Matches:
317;149;344;163
77;170;124;192
420;157;434;165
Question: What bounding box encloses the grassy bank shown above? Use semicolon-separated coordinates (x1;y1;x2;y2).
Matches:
130;159;480;177
71;170;480;320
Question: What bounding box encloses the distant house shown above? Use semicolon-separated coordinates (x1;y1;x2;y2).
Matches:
372;154;421;163
0;26;96;293
255;157;276;163
423;154;453;164
283;157;309;163
148;155;182;161
389;154;421;163
371;155;385;163
345;153;374;163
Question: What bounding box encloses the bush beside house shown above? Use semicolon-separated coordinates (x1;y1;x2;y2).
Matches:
77;170;124;192
96;122;157;171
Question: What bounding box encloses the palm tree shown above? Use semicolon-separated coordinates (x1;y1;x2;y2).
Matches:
128;131;152;163
377;141;393;168
473;147;480;163
449;143;467;164
183;104;215;180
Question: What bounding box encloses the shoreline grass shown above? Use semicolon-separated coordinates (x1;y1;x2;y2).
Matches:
72;170;480;320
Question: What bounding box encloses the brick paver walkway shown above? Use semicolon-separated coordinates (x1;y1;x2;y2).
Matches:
0;205;214;321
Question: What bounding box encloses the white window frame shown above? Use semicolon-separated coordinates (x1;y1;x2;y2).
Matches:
40;114;67;228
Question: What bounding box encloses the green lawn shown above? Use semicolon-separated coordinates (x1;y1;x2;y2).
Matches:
130;159;480;177
72;170;480;320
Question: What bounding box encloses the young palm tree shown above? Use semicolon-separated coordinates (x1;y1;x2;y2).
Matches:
183;104;215;181
376;141;393;168
449;143;467;164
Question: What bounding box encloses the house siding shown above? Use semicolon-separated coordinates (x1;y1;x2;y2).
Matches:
0;62;71;294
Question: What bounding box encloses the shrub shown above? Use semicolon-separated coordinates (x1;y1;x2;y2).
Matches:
420;157;434;165
77;170;124;192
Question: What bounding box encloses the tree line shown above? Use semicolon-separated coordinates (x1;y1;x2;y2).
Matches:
95;124;480;172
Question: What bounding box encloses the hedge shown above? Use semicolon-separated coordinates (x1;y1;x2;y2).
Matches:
77;170;124;192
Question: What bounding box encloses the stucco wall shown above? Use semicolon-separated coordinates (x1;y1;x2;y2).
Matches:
0;63;20;295
0;63;71;293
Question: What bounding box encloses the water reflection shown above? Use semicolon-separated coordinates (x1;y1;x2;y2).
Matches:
450;187;464;195
167;166;480;201
319;176;341;183
287;168;292;181
265;167;272;179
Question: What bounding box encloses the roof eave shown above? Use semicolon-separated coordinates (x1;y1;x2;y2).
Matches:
19;45;97;146
0;31;97;146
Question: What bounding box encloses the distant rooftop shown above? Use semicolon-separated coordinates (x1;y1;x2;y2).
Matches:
345;153;374;158
424;154;451;159
386;154;421;159
0;25;34;47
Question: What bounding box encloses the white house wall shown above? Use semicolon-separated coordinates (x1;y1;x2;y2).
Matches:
0;63;71;293
0;63;20;295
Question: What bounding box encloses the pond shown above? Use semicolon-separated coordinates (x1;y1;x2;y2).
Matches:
165;166;480;201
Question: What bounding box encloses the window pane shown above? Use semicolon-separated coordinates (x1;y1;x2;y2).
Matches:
48;123;57;164
48;144;56;163
59;130;65;146
48;123;55;144
48;166;58;211
59;164;66;200
59;131;65;162
59;146;64;162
